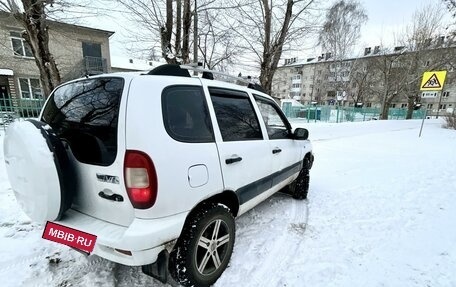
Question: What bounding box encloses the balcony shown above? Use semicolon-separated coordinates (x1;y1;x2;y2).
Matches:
84;56;108;75
62;56;108;82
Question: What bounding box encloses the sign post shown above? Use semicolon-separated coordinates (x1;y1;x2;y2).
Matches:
419;70;447;136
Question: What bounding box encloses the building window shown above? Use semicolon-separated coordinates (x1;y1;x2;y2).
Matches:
366;103;372;108
401;103;407;108
427;103;433;109
82;42;102;58
10;31;33;57
443;91;450;98
18;78;43;99
292;83;301;88
439;104;447;110
389;103;396;108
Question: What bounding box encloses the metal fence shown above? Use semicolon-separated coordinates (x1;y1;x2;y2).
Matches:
282;103;426;123
0;97;46;129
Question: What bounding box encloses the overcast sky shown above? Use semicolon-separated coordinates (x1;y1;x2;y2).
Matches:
358;0;449;49
82;0;452;71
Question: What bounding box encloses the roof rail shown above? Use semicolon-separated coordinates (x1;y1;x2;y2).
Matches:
147;64;190;77
179;65;266;93
144;63;266;93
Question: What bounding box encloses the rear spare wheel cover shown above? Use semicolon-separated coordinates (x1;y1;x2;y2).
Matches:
4;120;69;223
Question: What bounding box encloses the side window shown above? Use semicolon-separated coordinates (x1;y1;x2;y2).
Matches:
162;85;214;143
254;96;290;140
209;88;263;142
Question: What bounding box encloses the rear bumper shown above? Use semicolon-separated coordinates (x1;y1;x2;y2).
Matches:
56;209;188;266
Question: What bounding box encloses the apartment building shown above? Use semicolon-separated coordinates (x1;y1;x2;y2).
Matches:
0;11;113;111
273;40;456;115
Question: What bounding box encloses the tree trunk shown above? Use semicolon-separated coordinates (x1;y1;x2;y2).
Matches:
15;0;61;98
380;102;389;120
181;0;191;64
175;0;182;57
380;91;392;120
259;0;294;95
161;0;176;64
405;96;416;120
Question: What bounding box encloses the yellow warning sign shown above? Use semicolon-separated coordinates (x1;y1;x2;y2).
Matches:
420;71;447;91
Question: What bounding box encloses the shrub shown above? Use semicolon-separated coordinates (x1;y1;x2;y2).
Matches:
444;113;456;130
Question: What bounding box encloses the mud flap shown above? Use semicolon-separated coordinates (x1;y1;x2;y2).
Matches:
141;249;169;284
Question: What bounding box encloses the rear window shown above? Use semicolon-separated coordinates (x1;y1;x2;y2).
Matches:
41;77;124;166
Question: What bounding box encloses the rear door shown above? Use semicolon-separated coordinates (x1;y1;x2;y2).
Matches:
41;77;134;226
205;86;272;209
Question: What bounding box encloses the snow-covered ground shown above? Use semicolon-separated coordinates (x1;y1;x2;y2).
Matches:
1;119;455;286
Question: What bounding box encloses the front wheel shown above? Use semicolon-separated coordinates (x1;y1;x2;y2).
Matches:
169;203;235;287
290;159;310;200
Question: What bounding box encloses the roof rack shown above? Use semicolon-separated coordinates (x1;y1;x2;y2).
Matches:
145;63;266;93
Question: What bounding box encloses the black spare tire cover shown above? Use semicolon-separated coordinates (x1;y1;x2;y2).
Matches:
3;119;75;223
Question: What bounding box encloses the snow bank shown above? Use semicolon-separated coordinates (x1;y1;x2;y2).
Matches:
1;119;455;286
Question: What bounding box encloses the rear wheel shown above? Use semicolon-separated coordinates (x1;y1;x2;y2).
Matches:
169;203;235;287
290;159;310;200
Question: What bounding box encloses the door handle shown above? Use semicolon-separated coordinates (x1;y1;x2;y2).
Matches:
272;148;282;154
98;191;124;202
225;156;242;164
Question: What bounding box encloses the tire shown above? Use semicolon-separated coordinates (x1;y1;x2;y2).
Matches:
169;203;235;287
290;159;310;200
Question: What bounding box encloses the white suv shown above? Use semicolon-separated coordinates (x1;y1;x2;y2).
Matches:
4;64;313;287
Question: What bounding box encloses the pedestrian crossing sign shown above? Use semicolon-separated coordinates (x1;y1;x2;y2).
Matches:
420;71;447;91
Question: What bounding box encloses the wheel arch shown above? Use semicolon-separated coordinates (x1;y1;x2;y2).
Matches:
304;151;314;169
185;190;240;224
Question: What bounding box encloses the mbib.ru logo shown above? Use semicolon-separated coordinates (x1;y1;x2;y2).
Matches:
43;222;97;254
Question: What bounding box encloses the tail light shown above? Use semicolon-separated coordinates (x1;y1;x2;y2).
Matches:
124;150;158;209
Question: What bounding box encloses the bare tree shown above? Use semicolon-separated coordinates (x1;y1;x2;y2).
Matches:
1;0;61;97
400;4;455;119
117;0;239;66
198;9;240;70
318;0;367;97
348;57;376;105
369;45;410;120
444;0;456;16
116;0;193;64
225;0;317;94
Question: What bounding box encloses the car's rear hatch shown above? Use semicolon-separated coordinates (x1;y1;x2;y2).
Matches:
41;76;134;226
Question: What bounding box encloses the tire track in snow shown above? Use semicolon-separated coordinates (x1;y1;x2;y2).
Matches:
249;197;309;286
0;251;48;275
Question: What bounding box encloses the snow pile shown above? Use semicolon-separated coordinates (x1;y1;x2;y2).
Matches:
1;119;455;286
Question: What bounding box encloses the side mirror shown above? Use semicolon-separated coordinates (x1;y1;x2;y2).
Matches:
293;128;309;140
